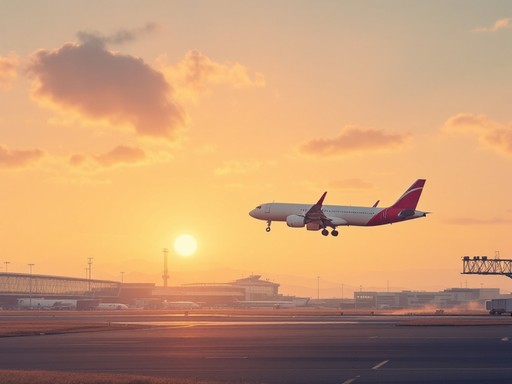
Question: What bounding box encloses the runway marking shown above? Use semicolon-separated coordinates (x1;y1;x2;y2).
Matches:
341;379;356;384
206;356;249;359
372;360;390;370
501;337;509;342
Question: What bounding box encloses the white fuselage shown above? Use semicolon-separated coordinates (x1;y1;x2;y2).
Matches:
250;203;380;226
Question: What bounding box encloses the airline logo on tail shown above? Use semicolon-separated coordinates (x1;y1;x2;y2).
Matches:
366;179;426;226
249;179;428;237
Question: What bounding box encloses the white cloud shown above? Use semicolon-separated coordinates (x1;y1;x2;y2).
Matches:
474;18;512;33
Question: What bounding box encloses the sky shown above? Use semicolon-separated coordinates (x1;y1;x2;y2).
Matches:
1;0;512;298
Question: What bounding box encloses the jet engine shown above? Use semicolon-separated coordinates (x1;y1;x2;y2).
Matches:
398;209;415;218
286;215;306;228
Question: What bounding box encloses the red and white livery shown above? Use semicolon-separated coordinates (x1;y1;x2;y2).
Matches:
249;179;427;236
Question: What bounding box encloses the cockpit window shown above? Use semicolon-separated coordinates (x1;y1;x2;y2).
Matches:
256;206;262;209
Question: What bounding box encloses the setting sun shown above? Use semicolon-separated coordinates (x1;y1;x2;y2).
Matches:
173;234;197;257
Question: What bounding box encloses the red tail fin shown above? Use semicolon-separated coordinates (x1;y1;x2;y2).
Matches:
391;179;426;209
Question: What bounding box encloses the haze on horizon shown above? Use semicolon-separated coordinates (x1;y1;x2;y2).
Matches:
1;1;512;298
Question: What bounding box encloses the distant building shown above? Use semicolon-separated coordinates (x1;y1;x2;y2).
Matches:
0;272;120;309
354;288;500;310
152;275;283;307
231;275;279;300
152;284;245;307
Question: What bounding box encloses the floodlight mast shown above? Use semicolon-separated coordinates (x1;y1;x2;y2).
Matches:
162;248;170;288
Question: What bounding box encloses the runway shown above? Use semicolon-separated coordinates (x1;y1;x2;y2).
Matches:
1;311;512;383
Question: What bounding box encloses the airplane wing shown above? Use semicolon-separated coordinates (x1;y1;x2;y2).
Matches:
304;192;347;229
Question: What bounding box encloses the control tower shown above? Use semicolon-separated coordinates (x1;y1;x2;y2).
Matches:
461;254;512;279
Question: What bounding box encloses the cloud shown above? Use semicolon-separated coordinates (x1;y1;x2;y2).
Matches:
300;125;411;157
160;50;265;101
0;53;19;90
443;113;512;156
27;30;186;140
70;145;147;169
474;18;512;33
76;23;160;48
0;144;44;170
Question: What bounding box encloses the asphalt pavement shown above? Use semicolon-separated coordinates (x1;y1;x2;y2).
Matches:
1;312;512;383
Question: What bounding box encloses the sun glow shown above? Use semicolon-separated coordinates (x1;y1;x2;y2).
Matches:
173;234;197;257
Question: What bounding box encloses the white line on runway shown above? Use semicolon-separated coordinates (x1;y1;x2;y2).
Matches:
341;379;356;384
372;360;390;370
501;337;509;342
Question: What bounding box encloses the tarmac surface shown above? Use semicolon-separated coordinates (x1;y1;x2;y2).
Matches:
1;310;512;383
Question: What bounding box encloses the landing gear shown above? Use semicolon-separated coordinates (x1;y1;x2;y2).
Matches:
266;221;272;232
321;228;339;237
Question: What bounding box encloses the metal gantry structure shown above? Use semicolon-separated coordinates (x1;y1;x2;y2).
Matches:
461;256;512;279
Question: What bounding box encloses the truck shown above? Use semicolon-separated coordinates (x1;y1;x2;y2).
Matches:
486;298;512;315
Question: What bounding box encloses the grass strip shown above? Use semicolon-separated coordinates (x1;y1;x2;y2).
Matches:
0;370;230;384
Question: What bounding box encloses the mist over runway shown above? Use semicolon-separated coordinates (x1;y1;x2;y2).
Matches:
1;311;512;383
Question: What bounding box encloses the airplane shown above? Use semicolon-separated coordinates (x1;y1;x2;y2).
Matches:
249;179;427;236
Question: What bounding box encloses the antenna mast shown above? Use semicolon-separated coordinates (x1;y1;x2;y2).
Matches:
162;248;169;288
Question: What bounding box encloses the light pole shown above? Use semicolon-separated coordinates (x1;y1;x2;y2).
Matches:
162;248;169;288
120;271;125;283
28;264;34;308
87;258;93;292
4;261;10;273
317;276;320;301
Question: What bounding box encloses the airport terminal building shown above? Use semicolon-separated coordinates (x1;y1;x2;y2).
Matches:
0;272;284;309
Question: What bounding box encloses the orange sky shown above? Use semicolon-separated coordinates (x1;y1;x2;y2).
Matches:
1;1;512;298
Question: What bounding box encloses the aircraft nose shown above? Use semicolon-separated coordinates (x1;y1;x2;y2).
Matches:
249;209;256;218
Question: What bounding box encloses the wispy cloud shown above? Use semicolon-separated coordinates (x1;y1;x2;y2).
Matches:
474;17;512;33
76;23;159;47
0;144;44;170
300;125;411;157
70;145;147;169
160;50;265;102
0;53;19;90
27;26;186;140
443;113;512;156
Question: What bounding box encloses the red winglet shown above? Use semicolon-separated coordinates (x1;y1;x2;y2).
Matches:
316;192;327;206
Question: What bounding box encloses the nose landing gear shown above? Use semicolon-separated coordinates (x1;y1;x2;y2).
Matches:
266;221;272;232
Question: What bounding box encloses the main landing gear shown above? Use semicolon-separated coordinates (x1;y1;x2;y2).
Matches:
322;228;339;237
